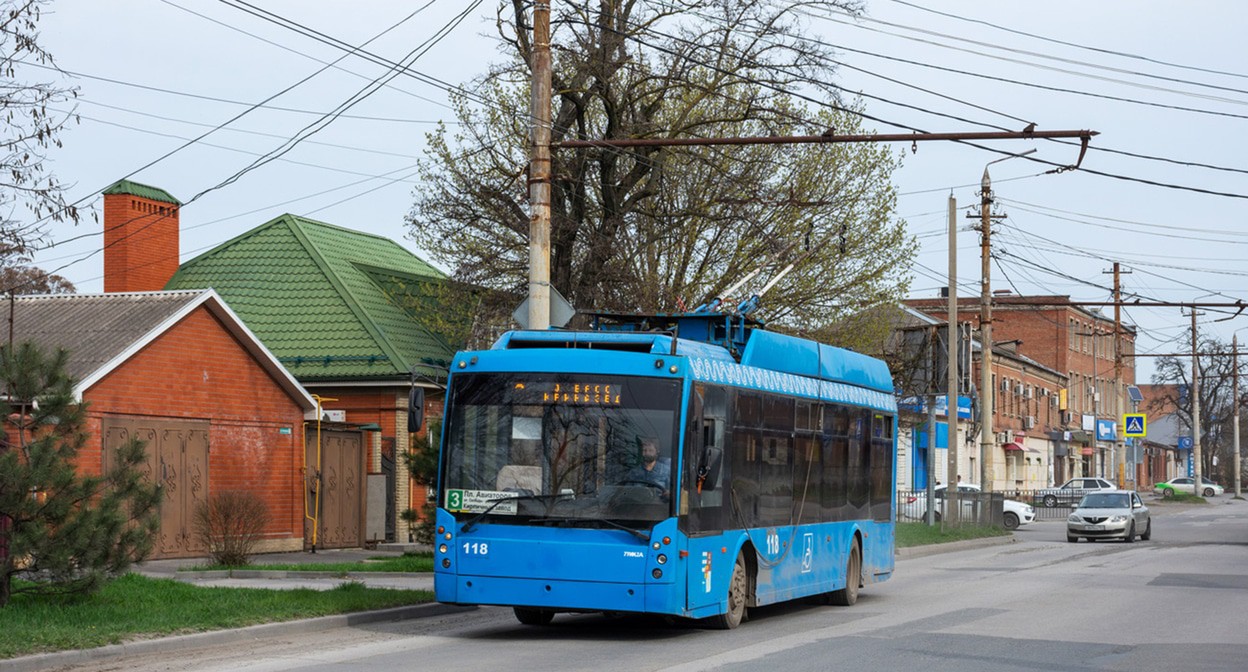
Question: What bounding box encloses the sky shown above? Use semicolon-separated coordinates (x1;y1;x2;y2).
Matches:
21;0;1248;383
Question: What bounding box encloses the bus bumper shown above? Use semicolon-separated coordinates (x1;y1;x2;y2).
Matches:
437;573;681;615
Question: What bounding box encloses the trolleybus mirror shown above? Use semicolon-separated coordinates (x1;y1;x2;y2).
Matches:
408;387;425;433
698;447;723;491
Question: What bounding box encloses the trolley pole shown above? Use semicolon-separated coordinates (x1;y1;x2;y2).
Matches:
527;1;552;331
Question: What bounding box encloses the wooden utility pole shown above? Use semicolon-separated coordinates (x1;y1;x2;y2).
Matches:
1191;310;1203;493
1234;334;1242;498
978;168;994;492
527;1;552;331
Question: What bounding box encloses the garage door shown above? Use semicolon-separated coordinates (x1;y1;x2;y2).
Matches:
103;417;210;559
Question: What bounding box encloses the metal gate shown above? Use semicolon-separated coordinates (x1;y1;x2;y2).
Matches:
103;417;209;559
305;429;365;549
381;437;396;543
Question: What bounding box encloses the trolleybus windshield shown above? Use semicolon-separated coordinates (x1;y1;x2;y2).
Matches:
441;373;682;528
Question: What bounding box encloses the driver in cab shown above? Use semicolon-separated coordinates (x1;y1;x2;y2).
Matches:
623;437;670;497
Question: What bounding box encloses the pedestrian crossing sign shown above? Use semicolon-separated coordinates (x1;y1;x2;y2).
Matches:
1123;413;1146;437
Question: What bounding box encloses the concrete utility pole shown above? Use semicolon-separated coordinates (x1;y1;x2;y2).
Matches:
1191;310;1203;494
1234;334;1242;498
927;325;938;527
1110;262;1126;487
946;195;959;524
978;168;994;492
527;1;553;331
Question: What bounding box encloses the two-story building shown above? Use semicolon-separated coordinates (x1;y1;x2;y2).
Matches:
906;292;1138;488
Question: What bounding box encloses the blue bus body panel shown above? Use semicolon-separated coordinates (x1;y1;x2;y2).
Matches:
739;329;894;394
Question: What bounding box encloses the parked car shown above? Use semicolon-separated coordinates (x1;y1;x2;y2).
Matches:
1035;477;1117;508
1067;490;1151;542
901;484;1036;530
1154;476;1224;498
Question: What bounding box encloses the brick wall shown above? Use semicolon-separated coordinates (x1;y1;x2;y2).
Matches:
82;307;308;550
103;192;180;293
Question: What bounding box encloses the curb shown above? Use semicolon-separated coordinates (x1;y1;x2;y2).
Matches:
1;603;474;672
896;534;1016;560
157;570;431;581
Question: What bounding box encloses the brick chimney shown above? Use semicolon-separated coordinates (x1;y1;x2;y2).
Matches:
102;180;181;293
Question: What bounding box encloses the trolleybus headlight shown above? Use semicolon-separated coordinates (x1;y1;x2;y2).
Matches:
439;544;448;553
442;558;452;569
444;532;452;541
652;542;661;550
652;568;663;579
657;554;667;565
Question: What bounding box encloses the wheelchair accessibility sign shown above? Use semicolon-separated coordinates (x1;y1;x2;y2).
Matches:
1123;413;1146;438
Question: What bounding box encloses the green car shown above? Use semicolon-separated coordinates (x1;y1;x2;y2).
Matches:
1154;477;1224;498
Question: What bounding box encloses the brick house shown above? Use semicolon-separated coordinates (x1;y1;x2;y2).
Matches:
100;180;457;546
8;290;315;559
906;293;1138;487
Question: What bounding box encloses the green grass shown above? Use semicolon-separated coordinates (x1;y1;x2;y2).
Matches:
896;521;1010;548
0;574;433;660
182;552;435;574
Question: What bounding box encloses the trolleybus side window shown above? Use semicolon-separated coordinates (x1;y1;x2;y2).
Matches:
822;404;849;521
793;400;821;525
730;392;762;528
846;409;870;519
870;413;895;522
758;394;794;527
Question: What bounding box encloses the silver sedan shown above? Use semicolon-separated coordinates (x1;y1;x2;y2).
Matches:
1067;490;1152;543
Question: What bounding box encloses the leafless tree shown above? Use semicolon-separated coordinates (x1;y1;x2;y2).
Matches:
1151;333;1239;481
1;0;82;294
407;0;915;349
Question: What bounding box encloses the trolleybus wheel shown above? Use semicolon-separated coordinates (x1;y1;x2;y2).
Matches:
829;542;861;607
709;554;748;629
513;607;555;626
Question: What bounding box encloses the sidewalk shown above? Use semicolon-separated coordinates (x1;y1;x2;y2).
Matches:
132;545;436;592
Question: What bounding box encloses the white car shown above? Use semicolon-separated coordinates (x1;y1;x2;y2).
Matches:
901;484;1036;530
1154;477;1224;498
1035;477;1118;508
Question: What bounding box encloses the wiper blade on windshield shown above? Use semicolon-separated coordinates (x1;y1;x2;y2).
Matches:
529;516;649;542
460;490;574;533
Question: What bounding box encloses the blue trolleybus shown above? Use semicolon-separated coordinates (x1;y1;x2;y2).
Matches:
431;311;896;628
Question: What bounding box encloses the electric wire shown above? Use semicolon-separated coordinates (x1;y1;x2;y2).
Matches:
887;0;1248;84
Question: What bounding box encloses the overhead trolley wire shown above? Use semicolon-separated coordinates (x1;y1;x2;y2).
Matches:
887;0;1248;84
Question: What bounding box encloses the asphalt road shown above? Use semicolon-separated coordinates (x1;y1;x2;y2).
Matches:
12;496;1247;672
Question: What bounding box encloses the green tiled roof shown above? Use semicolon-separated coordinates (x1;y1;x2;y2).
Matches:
102;179;181;205
165;214;455;381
